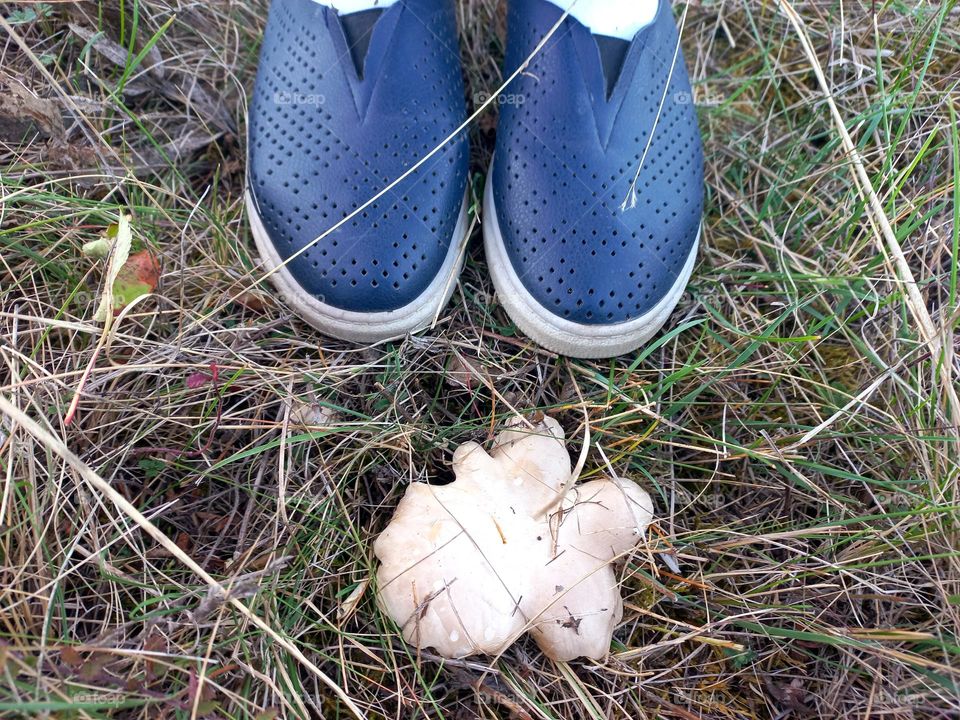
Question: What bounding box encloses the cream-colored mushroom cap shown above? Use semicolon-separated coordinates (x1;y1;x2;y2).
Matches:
374;415;655;661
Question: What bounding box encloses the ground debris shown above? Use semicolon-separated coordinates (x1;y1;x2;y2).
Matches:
0;78;63;144
68;23;235;135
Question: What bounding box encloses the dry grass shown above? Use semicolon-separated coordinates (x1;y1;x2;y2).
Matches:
2;0;960;717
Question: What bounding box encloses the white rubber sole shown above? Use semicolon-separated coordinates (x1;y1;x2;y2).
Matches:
482;168;699;359
245;189;469;344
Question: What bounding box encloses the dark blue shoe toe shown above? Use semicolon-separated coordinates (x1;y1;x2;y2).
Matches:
247;0;470;342
484;0;704;357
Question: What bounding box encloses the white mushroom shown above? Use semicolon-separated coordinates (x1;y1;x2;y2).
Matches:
374;415;655;661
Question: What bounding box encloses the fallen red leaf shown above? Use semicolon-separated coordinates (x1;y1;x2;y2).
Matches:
186;362;219;389
111;250;160;315
186;372;211;389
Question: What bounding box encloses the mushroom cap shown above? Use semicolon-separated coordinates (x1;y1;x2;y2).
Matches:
374;415;655;662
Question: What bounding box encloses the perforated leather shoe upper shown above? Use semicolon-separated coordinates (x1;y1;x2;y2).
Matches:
490;0;704;325
248;0;469;313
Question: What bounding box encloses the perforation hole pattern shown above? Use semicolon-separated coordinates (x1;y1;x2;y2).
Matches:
492;0;704;325
248;0;469;313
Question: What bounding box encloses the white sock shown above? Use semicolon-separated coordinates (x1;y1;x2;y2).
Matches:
310;0;658;37
311;0;399;14
549;0;659;40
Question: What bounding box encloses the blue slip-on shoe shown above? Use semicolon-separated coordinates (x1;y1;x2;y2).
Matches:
483;0;704;358
246;0;470;343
